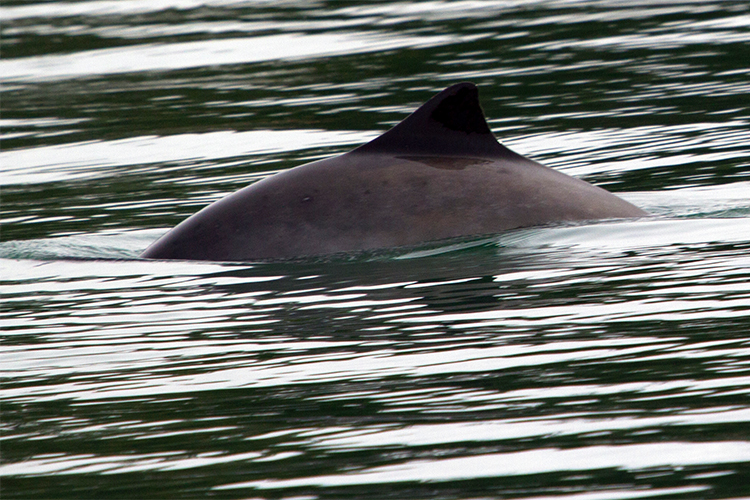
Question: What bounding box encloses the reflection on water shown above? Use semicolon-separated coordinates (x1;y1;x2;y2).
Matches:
0;33;455;82
3;228;750;497
0;129;376;185
2;0;750;498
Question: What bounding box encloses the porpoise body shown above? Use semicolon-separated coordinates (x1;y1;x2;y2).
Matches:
141;83;646;261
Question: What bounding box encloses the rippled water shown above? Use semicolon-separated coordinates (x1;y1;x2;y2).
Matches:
2;1;750;498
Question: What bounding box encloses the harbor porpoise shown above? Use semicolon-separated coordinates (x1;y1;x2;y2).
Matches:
141;83;647;261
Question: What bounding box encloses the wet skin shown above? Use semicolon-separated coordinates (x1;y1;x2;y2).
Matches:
141;83;647;261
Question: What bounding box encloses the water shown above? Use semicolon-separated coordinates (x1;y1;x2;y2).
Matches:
2;1;750;498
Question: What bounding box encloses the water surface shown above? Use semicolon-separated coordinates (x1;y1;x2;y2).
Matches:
2;1;750;498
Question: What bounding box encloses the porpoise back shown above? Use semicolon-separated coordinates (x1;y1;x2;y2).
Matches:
141;83;647;261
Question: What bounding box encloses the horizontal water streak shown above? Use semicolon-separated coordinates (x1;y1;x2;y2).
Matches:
0;130;376;185
0;0;251;21
221;441;750;488
0;32;454;82
302;407;750;449
0;337;713;401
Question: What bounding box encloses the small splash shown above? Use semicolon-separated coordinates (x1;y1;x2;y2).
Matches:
0;229;161;261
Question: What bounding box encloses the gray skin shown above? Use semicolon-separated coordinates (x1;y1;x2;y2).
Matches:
141;83;647;261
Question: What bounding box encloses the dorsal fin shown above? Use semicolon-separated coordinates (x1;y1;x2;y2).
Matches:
354;82;514;158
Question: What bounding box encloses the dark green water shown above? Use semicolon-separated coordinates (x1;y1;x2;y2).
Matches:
2;1;750;498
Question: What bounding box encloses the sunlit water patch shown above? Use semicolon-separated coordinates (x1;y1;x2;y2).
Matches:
0;32;455;83
0;129;376;185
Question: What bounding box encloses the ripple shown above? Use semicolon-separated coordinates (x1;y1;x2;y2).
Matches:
0;32;454;82
221;441;750;489
3;1;750;497
0;129;375;185
0;0;258;21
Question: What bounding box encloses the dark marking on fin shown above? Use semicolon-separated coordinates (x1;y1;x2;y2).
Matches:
430;85;492;134
354;83;515;159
